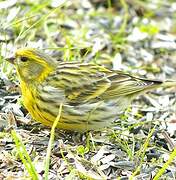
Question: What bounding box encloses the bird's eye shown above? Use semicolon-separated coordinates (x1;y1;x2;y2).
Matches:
20;57;28;62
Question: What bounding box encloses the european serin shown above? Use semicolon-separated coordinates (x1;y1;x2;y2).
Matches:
6;48;176;131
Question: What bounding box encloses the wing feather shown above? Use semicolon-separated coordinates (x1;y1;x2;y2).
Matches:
45;62;111;103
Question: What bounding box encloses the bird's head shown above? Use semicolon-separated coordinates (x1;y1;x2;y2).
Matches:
6;48;57;83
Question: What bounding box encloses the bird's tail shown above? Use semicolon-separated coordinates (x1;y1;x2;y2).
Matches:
135;79;176;94
161;80;176;88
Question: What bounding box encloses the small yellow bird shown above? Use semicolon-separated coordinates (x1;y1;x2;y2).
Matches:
6;48;176;131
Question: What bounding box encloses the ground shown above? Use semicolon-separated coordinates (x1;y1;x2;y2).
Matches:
0;0;176;179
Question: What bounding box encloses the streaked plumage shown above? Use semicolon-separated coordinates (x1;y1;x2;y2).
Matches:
6;48;176;131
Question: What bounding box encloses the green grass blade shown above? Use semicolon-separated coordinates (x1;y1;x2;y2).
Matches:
153;148;176;180
44;103;63;180
130;126;156;179
11;130;39;180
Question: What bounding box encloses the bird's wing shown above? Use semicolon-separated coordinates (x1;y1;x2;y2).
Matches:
102;71;163;99
45;62;162;104
45;62;111;103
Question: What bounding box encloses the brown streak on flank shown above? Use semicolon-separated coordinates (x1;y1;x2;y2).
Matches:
35;94;58;105
35;103;54;123
60;120;81;125
40;106;57;118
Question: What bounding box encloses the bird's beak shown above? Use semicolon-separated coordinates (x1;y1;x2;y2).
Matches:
5;57;15;64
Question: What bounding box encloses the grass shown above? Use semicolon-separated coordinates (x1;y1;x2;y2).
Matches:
10;103;63;180
44;103;63;180
11;130;39;179
1;0;176;179
130;126;156;179
153;148;176;180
